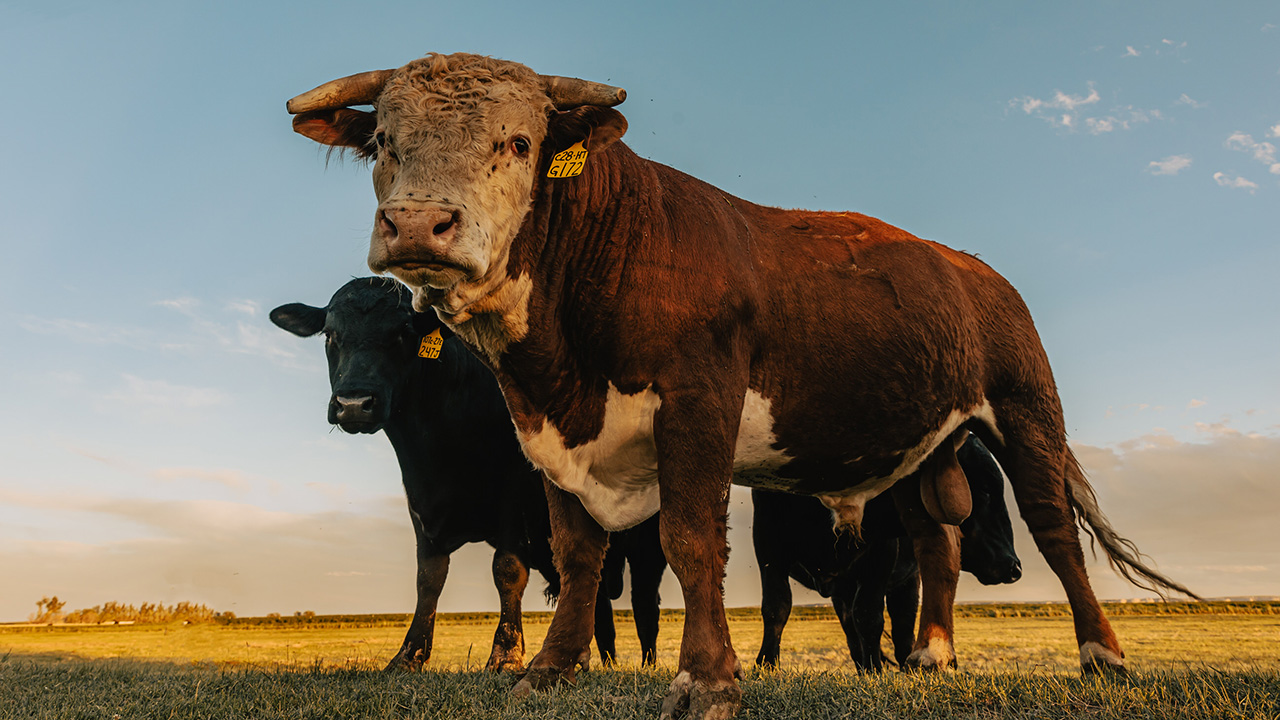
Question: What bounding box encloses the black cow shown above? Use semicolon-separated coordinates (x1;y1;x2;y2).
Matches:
270;277;666;670
754;436;1021;671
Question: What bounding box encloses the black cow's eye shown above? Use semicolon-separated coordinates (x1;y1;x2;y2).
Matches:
512;137;530;156
375;131;387;148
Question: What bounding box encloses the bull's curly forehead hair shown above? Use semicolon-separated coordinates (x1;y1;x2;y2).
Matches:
378;52;553;118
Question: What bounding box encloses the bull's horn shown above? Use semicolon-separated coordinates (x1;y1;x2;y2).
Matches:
539;75;627;109
286;69;396;114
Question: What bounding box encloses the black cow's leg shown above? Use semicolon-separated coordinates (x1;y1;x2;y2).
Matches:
630;544;666;666
846;545;895;672
386;551;449;671
891;468;961;671
512;478;608;696
594;581;618;667
885;557;921;668
755;556;791;668
486;548;530;672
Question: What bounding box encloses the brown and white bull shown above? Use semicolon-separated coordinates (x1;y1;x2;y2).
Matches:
287;53;1195;719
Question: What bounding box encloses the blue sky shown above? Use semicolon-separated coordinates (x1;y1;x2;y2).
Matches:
1;1;1277;623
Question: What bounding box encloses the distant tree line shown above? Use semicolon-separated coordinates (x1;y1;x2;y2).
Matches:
30;597;226;625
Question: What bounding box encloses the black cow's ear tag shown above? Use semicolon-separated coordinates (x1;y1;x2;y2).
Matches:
417;328;443;360
547;141;588;178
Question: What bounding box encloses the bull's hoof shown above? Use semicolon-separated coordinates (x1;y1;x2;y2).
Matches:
903;639;957;672
659;670;742;720
1080;642;1128;677
485;654;524;673
511;665;576;699
384;650;425;673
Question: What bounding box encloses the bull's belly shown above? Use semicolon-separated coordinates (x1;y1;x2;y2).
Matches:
518;385;997;532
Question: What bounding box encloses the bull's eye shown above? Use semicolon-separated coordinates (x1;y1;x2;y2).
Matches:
375;131;387;148
511;137;531;157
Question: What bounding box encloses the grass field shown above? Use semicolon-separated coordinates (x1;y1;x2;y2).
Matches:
4;608;1279;718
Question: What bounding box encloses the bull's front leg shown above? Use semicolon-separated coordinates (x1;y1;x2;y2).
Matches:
486;548;530;671
386;550;449;671
655;391;743;720
891;469;961;670
511;477;608;697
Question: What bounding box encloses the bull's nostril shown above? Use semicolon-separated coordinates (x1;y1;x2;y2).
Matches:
432;211;458;237
360;397;375;412
378;210;398;239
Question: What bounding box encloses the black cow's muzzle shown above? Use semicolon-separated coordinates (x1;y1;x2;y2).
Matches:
329;393;384;434
974;557;1023;586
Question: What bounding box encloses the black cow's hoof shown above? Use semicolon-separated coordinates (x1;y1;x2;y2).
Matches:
384;650;425;673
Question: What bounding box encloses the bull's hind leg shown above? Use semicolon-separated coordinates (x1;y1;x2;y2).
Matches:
988;403;1126;673
891;476;961;670
512;478;609;697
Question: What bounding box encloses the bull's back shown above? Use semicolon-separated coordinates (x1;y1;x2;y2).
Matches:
723;202;1048;490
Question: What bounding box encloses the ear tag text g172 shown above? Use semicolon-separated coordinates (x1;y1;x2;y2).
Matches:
547;141;588;178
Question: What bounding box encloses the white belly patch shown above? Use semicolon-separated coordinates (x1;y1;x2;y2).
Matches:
731;390;795;487
517;384;662;531
817;398;999;534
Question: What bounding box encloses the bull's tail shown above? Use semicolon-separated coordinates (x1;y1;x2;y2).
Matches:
1063;449;1201;601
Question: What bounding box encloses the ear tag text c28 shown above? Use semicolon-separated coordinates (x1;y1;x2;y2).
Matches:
547;141;588;178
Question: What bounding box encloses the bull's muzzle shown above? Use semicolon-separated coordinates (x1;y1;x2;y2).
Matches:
376;202;460;265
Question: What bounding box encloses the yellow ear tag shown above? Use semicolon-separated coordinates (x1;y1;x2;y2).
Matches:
547;141;588;178
417;328;443;359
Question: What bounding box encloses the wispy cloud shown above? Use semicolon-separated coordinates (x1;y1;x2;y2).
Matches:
1187;398;1207;409
21;297;315;371
1225;131;1280;174
1084;107;1160;134
1270;124;1280;139
1176;93;1204;109
156;297;310;367
100;374;229;411
17;316;152;348
153;466;250;491
1213;172;1258;193
1148;155;1192;176
1011;83;1160;135
1123;46;1140;58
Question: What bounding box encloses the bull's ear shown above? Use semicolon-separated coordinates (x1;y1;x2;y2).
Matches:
292;108;378;158
270;303;327;337
411;310;455;339
546;106;628;155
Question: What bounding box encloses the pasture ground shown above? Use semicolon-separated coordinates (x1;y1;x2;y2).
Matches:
3;607;1278;719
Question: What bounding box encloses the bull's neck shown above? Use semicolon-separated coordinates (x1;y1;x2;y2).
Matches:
452;141;651;353
463;141;658;432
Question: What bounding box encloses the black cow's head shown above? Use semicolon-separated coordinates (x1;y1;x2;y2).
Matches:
270;277;447;434
957;436;1022;585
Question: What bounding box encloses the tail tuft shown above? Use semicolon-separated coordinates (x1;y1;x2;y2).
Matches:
1064;450;1202;601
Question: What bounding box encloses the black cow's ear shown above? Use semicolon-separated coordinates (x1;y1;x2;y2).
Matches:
410;310;454;339
270;303;327;337
546;106;628;155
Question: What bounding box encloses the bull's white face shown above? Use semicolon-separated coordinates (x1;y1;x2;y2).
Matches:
365;60;553;320
289;53;627;352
